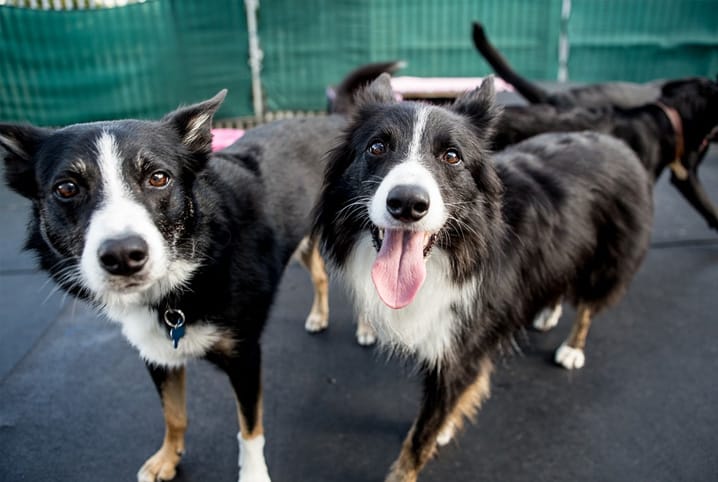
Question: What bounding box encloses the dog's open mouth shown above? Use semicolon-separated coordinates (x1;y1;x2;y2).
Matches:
370;225;438;310
371;225;437;257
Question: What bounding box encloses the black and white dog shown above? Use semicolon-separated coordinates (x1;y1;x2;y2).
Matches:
0;61;397;482
313;74;653;481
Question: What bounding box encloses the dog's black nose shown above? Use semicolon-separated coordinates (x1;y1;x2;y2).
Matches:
98;236;149;276
386;185;430;222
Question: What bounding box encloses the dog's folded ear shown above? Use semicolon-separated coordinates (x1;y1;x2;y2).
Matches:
452;76;502;141
0;123;53;199
163;89;227;160
355;73;397;108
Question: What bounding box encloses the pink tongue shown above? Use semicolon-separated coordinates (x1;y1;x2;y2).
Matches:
371;229;427;309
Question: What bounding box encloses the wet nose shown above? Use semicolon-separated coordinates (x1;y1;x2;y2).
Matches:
386;185;430;222
98;235;149;276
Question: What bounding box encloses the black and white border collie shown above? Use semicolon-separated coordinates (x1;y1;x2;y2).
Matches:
313;74;653;481
0;71;383;479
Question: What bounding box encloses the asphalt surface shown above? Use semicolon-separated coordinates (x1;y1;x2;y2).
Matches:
1;127;717;481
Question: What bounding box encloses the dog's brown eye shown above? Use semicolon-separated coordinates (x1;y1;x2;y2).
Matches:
148;171;171;188
54;181;79;200
441;149;462;165
368;141;386;156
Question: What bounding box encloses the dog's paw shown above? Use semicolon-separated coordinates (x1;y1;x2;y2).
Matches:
238;434;271;482
532;304;562;331
137;445;183;482
555;343;585;370
356;320;377;346
238;467;271;482
436;422;455;447
304;312;329;333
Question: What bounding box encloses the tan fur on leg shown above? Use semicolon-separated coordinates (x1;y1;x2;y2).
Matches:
386;426;422;482
438;357;493;445
297;237;330;333
566;304;593;350
237;391;264;439
138;367;187;482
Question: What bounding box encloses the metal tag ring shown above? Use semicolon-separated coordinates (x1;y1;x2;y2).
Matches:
163;308;186;329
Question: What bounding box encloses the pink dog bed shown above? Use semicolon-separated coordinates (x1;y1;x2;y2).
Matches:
212;128;245;151
390;76;514;99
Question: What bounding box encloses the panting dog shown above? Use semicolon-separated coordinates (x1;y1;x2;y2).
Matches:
312;74;653;481
0;61;398;482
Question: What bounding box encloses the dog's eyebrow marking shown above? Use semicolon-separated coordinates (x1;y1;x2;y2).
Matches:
68;159;88;176
407;105;430;163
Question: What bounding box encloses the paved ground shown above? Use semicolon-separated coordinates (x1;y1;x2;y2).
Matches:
1;126;717;481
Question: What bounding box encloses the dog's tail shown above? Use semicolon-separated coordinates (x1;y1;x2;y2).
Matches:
472;22;550;104
328;60;406;114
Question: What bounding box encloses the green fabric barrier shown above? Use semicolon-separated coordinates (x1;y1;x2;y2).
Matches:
568;0;718;81
1;1;715;126
0;1;251;126
259;0;562;111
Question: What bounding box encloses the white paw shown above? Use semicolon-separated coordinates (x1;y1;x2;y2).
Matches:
239;467;271;482
533;304;562;331
436;423;455;446
238;434;271;482
555;343;585;370
356;322;377;346
304;312;328;333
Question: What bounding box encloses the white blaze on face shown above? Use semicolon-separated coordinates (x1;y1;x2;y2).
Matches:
367;105;447;309
79;132;169;300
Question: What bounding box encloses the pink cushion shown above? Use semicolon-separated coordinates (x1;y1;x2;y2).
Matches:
390;76;514;99
212;128;245;152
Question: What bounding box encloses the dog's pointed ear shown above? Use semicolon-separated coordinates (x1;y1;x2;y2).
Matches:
355;73;396;107
0;123;53;199
163;89;227;156
452;76;502;137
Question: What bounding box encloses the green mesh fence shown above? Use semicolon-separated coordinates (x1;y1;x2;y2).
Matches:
0;1;250;126
259;0;561;111
0;1;716;126
568;0;718;82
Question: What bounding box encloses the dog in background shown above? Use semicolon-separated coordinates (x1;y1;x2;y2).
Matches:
313;74;653;480
1;61;398;482
473;21;718;233
473;21;668;108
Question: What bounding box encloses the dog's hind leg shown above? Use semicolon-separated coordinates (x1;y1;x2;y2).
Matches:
532;300;563;332
386;357;493;482
226;341;271;482
138;365;187;482
296;236;330;333
555;304;592;370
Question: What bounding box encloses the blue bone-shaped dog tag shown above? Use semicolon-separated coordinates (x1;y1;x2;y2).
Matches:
164;309;186;349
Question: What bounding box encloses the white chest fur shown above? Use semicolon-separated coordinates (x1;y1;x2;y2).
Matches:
343;235;478;367
104;304;221;367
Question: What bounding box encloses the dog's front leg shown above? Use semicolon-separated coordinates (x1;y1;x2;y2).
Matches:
387;357;493;482
225;340;271;482
138;364;187;482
